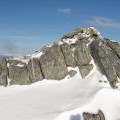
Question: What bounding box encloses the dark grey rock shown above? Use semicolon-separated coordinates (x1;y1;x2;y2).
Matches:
9;64;31;85
27;58;44;83
61;43;76;66
83;110;105;120
69;70;77;77
0;59;8;86
40;43;68;80
78;64;93;78
90;39;119;88
98;110;106;120
74;42;91;66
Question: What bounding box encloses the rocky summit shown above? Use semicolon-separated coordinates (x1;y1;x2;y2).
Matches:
0;27;120;88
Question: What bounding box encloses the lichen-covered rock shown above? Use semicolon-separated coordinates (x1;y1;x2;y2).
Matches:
60;43;76;66
74;42;91;66
0;59;8;86
83;110;106;120
8;64;31;85
27;58;44;83
78;64;93;78
90;39;119;88
40;43;68;80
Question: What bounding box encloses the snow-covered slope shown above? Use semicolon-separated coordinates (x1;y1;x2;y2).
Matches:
0;61;120;120
0;27;120;120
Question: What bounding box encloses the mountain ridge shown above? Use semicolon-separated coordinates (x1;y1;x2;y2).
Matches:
0;27;120;88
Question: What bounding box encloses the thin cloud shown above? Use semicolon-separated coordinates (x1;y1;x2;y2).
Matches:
89;17;120;29
0;40;19;55
2;35;41;41
57;8;72;15
0;35;42;55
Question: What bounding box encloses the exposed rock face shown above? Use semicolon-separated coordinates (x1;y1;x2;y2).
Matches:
70;41;93;78
39;43;68;80
0;59;8;86
0;27;120;87
74;42;92;66
8;64;31;85
60;43;76;67
62;27;99;40
90;39;119;88
106;40;120;57
27;58;43;83
69;70;77;77
78;64;93;78
83;110;106;120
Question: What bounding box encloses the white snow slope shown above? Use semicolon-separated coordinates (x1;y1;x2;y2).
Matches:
0;65;120;120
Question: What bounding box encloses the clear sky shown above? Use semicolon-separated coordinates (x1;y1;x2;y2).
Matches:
0;0;120;55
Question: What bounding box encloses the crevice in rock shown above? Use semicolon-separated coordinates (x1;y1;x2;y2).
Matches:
39;58;45;79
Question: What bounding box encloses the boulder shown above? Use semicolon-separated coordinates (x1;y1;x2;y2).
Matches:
40;43;68;80
83;110;105;120
8;64;31;85
98;110;106;120
0;59;8;86
74;42;91;66
27;58;44;83
78;64;93;78
60;43;76;66
90;39;119;88
69;70;77;77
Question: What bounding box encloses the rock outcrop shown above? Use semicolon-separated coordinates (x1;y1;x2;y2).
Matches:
0;59;8;86
27;58;43;83
83;110;106;120
74;42;91;66
0;27;120;88
61;43;76;67
78;64;93;78
8;64;31;85
39;43;68;80
90;39;120;88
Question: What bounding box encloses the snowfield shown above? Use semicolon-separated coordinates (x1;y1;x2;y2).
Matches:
0;66;120;120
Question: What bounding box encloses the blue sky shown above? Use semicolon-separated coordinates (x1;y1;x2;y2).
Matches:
0;0;120;55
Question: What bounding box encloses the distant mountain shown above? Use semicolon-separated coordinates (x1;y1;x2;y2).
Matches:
0;55;13;59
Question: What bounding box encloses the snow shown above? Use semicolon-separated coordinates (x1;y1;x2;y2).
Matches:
62;38;78;44
89;27;101;36
31;51;43;58
58;41;63;45
16;63;25;67
7;63;10;67
55;88;120;120
0;59;120;120
9;56;29;64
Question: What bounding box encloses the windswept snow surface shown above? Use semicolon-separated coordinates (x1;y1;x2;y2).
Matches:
0;66;120;120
